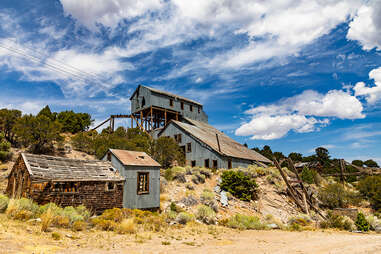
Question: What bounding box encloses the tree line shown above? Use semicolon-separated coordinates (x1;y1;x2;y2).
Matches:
0;106;92;156
71;126;185;168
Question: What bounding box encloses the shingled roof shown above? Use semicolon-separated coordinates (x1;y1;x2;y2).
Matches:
21;153;124;182
159;118;272;163
130;85;202;106
108;149;161;167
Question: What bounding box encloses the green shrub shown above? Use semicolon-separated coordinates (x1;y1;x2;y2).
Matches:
288;214;312;227
196;205;216;225
0;194;9;213
6;198;39;220
176;212;195;225
169;202;183;213
318;183;360;209
72;220;87;231
355;212;370;232
224;214;265;230
0;133;11;162
357;176;381;211
62;206;85;223
301;167;316;184
320;211;355;231
164;167;186;181
51;232;61;240
201;189;215;202
221;170;258;201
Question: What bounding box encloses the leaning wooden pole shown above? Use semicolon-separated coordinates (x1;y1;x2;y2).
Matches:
273;159;307;213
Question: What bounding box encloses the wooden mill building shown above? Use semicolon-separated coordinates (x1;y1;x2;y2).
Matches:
94;85;271;168
6;153;124;213
102;149;161;209
130;85;271;168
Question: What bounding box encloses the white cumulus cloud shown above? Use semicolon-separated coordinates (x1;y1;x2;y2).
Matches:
347;1;381;51
354;66;381;104
235;89;364;140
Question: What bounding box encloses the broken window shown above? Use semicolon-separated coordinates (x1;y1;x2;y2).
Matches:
228;159;232;169
190;105;193;112
198;107;201;113
191;160;196;167
213;160;218;169
186;142;192;153
181;101;184;110
137;172;149;194
105;182;115;191
174;134;182;143
170;99;174;107
141;97;146;107
107;152;112;161
204;159;210;168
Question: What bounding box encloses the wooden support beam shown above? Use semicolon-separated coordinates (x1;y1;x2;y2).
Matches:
273;159;307;213
340;159;346;184
92;117;110;130
165;109;167;126
150;106;153;131
140;111;143;128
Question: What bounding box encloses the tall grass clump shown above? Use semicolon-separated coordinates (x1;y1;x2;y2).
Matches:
6;198;40;220
118;218;136;234
0;194;9;213
196;205;216;225
222;214;266;230
176;212;195;225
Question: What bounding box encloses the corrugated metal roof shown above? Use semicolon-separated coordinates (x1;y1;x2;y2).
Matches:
109;149;161;167
163;118;272;163
131;85;202;106
22;153;124;182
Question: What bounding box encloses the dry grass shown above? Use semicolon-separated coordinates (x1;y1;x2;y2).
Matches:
118;218;136;234
41;207;55;232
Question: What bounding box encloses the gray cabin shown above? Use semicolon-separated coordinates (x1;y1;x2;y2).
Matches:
102;149;161;209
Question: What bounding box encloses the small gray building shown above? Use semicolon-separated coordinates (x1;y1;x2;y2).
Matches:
102;149;161;209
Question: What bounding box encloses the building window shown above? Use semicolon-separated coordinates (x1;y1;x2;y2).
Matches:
213;160;218;169
141;97;145;107
107;152;111;161
170;99;174;107
181;101;184;110
186;142;192;153
204;159;210;168
105;182;115;191
174;134;182;143
191;160;196;167
198;107;200;113
137;172;149;194
228;159;232;169
190;105;193;112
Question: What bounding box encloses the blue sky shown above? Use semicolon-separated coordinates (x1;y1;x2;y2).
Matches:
0;0;381;163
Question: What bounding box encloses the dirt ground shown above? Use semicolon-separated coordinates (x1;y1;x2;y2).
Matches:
0;214;380;254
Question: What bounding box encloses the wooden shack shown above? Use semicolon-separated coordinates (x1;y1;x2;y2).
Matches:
102;149;161;210
6;153;125;213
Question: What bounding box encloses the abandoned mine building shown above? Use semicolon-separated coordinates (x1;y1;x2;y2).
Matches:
128;85;271;169
6;153;124;213
102;149;161;210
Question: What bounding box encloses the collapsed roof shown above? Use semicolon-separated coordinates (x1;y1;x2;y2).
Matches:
159;118;272;163
20;153;124;182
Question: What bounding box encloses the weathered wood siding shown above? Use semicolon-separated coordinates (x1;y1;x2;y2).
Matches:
160;122;254;169
29;181;123;214
131;86;208;123
6;155;31;198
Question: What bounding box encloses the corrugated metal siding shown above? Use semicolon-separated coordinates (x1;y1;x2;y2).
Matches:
102;154;160;209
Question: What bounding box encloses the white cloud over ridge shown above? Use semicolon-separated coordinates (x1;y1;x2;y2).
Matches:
235;89;365;140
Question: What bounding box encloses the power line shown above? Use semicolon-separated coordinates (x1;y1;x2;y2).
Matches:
0;41;111;88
